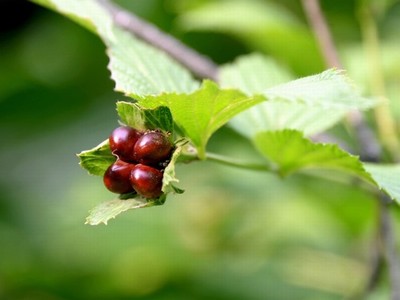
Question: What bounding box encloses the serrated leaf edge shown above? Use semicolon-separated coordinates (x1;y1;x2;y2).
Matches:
85;198;155;226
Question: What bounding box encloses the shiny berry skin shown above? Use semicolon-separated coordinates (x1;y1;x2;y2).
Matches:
109;126;142;162
133;131;173;165
130;164;163;198
103;160;136;194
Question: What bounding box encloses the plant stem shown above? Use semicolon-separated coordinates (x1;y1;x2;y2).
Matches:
205;152;272;172
300;0;342;68
358;4;400;162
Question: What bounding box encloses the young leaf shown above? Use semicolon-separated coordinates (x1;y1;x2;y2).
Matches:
138;80;265;159
77;140;115;176
162;140;191;194
116;101;173;132
364;163;400;204
144;106;174;133
85;197;158;225
33;0;200;97
254;129;373;180
220;55;376;137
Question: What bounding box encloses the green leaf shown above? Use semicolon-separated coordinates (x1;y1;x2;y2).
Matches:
33;0;199;96
220;56;376;137
116;101;173;132
220;53;294;93
85;197;158;225
254;129;400;203
264;69;375;109
31;0;111;35
107;27;200;97
77;140;115;176
138;80;265;159
144;106;174;133
162;139;191;194
229;101;349;138
254;130;373;180
364;163;400;204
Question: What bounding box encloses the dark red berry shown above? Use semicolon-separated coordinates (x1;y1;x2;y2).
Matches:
133;131;173;165
103;160;136;194
109;126;142;162
130;164;163;198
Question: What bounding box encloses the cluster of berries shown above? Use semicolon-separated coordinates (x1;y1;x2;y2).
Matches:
103;126;173;199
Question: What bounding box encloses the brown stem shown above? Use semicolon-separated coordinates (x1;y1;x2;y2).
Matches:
97;0;219;81
300;0;342;68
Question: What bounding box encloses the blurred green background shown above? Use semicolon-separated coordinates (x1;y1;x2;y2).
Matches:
1;0;399;299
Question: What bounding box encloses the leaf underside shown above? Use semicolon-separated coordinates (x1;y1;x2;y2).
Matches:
220;55;376;137
85;197;155;225
364;163;400;204
77;140;115;176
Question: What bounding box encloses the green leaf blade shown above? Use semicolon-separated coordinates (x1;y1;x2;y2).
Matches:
33;0;200;97
116;101;173;132
32;0;111;35
246;128;400;204
264;69;375;110
116;101;146;131
220;55;377;137
77;140;115;176
143;106;174;133
107;27;200;97
85;197;155;225
254;130;373;181
220;53;294;93
162;140;188;194
139;81;265;159
364;163;400;203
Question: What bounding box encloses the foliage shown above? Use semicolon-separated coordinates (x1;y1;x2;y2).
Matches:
35;0;400;224
2;0;400;299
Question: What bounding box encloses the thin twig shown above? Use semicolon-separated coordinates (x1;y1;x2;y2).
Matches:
301;0;400;298
300;0;342;68
97;0;219;81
